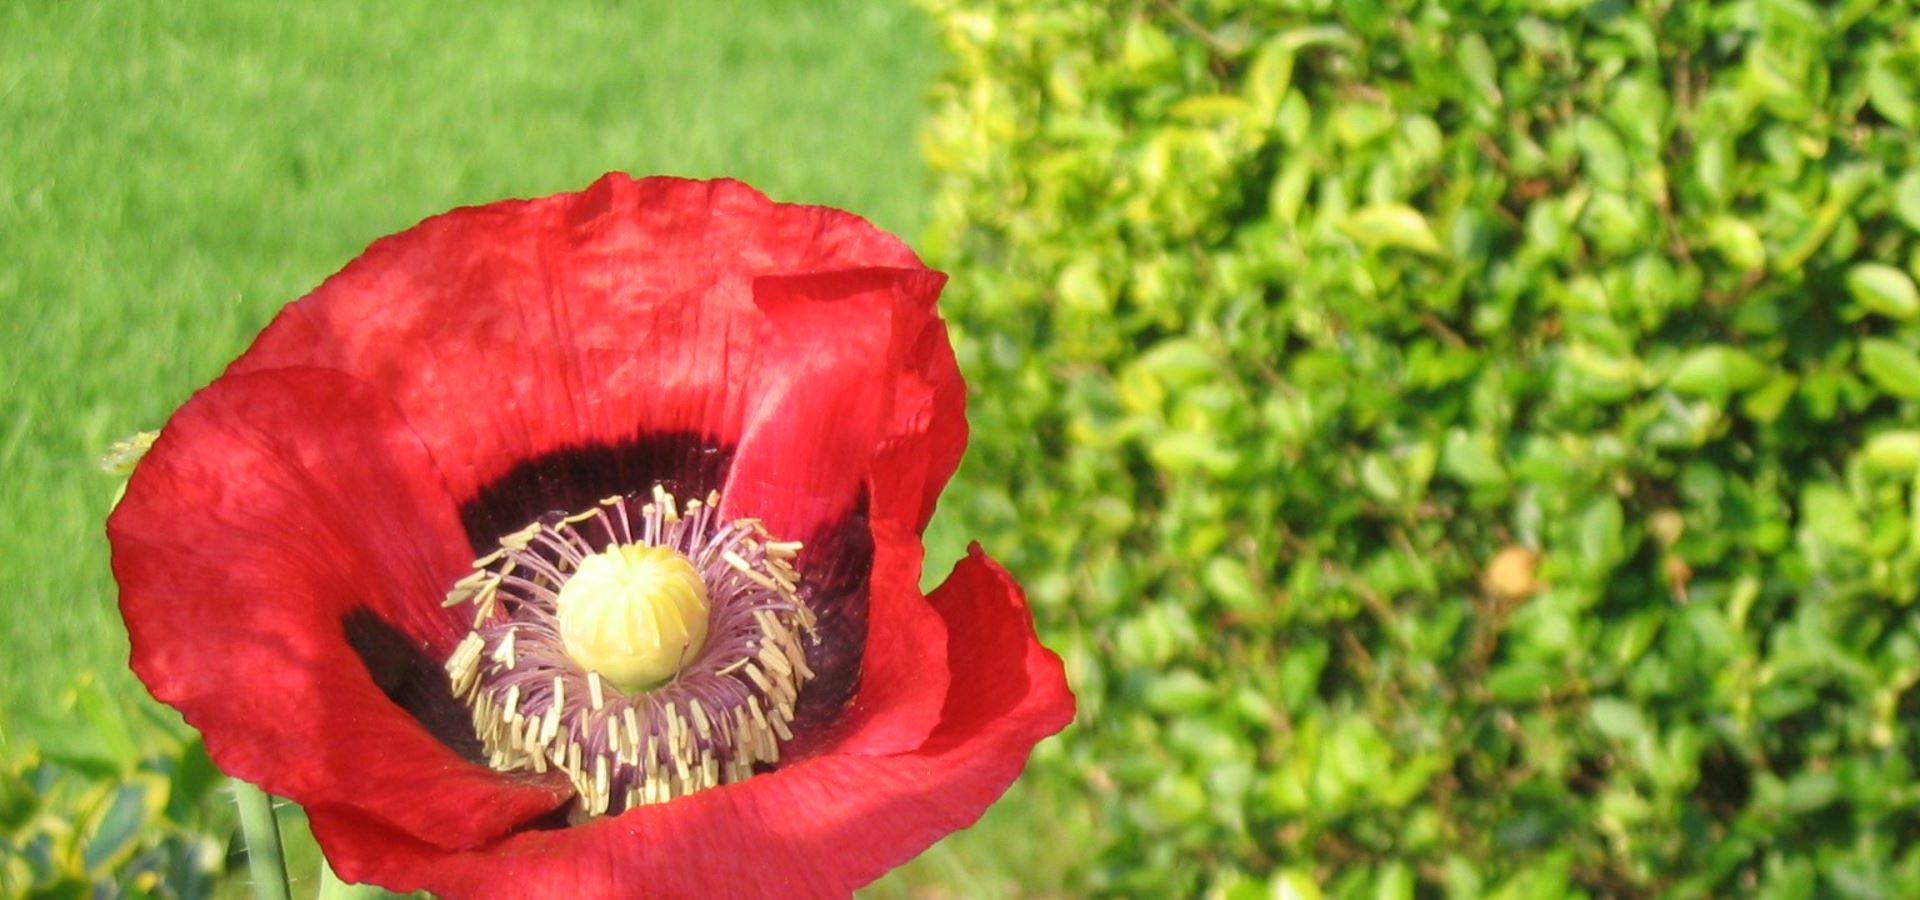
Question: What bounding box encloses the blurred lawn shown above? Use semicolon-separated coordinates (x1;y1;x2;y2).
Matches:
0;0;937;728
1;1;1033;893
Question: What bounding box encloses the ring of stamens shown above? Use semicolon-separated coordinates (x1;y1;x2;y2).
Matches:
443;486;814;816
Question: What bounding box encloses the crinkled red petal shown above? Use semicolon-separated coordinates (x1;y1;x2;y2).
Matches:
783;519;948;759
108;367;572;849
867;312;967;533
721;267;960;753
229;174;926;510
306;545;1074;899
722;266;951;542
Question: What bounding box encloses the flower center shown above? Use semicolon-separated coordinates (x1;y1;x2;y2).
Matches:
554;544;709;690
442;486;815;816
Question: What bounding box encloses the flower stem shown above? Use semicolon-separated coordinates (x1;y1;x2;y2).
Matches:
232;778;291;900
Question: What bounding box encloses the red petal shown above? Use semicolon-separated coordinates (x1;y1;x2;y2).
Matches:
720;266;950;542
784;520;948;759
306;545;1074;899
108;367;570;849
868;309;968;534
230;175;926;508
719;268;957;748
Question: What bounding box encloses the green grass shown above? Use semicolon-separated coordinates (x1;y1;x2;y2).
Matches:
0;0;938;731
0;1;1050;891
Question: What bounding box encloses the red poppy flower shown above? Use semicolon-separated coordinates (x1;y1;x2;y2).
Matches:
107;174;1073;898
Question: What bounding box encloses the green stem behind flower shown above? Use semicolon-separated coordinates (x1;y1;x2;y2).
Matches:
232;778;291;900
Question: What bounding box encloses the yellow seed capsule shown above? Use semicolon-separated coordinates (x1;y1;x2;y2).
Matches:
554;543;709;690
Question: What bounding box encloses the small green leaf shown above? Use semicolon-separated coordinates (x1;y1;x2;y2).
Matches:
1246;38;1296;121
1136;338;1223;387
1374;861;1416;900
1864;431;1920;472
1579;495;1627;572
1442;429;1508;488
1893;170;1920;231
1332;103;1395;147
1272;869;1326;900
1704;216;1767;271
1148;431;1237;475
1668;344;1771;396
1859;338;1920;399
1169;94;1251;125
1802;482;1866;549
1055;259;1111;315
1588;698;1648;743
1456;33;1500;104
1143;669;1215;713
100;430;159;475
1486;661;1559;702
1742;371;1799;423
1359;453;1401;504
82;780;154;875
1696;135;1732;203
1783;769;1840;813
1868;58;1917;128
1574;116;1631;190
1845;263;1920;320
1202;558;1262;612
1342;204;1444;255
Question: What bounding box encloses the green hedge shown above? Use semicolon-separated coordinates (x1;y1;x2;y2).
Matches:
920;0;1920;895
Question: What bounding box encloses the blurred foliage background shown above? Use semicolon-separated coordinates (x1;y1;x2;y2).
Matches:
919;0;1920;895
11;0;1920;896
